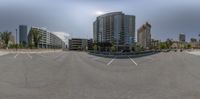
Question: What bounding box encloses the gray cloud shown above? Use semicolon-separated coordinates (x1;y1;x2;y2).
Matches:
0;0;200;41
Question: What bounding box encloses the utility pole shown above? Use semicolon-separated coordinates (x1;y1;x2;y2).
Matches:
16;29;18;51
199;33;200;49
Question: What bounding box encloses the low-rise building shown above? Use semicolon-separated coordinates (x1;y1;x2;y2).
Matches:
87;39;93;50
190;38;198;49
69;38;88;50
28;27;65;49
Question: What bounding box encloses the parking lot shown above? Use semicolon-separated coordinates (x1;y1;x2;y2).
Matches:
0;51;200;99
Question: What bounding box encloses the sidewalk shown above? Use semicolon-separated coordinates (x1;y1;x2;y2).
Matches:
0;51;9;56
186;49;200;56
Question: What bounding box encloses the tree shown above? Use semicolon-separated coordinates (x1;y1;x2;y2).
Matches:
165;39;173;49
0;31;12;49
135;44;143;52
93;44;97;51
159;42;167;49
29;28;42;48
111;44;116;52
186;44;192;49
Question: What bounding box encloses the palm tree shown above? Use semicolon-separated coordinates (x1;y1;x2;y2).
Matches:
0;31;12;49
29;28;42;48
166;39;173;49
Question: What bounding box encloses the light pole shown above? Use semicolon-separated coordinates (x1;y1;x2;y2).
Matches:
15;29;18;51
199;33;200;49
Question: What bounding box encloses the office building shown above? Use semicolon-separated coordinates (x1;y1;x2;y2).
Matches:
93;12;136;51
179;33;186;42
19;25;28;45
87;39;93;50
190;38;197;43
69;38;88;50
28;27;65;49
137;22;151;49
51;32;71;48
190;38;198;48
50;33;65;49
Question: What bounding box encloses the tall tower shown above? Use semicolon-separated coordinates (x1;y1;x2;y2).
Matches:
137;22;151;49
19;25;28;46
93;12;136;51
179;33;186;42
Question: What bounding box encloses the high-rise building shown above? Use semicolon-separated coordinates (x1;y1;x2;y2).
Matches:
93;12;136;51
179;33;186;42
137;22;151;49
19;25;28;46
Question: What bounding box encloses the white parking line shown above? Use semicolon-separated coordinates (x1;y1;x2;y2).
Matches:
37;53;47;57
26;53;32;59
107;57;116;66
14;53;19;58
128;56;138;66
55;53;64;58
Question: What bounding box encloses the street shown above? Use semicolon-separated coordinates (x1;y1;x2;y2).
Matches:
0;51;200;99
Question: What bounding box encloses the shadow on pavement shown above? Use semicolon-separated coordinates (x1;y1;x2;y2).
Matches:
88;51;160;59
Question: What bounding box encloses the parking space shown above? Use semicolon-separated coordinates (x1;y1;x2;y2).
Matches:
0;51;200;99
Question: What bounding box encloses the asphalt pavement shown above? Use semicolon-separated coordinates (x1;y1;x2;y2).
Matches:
0;51;200;99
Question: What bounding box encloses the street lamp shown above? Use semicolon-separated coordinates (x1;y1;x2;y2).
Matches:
198;33;200;49
15;29;18;51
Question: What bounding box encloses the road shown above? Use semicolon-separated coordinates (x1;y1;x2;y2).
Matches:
0;51;200;99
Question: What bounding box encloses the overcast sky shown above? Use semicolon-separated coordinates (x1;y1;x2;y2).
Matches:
0;0;200;41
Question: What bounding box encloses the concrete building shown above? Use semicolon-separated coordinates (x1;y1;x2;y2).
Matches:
93;12;136;51
179;33;186;42
87;39;93;50
19;25;28;46
190;38;197;43
190;38;198;48
137;22;151;49
28;27;65;49
69;38;88;50
51;32;71;48
50;33;65;49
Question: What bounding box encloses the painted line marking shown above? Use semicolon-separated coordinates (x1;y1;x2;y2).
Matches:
55;53;64;58
14;53;19;58
107;57;116;66
37;53;47;57
26;53;32;59
128;56;138;66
